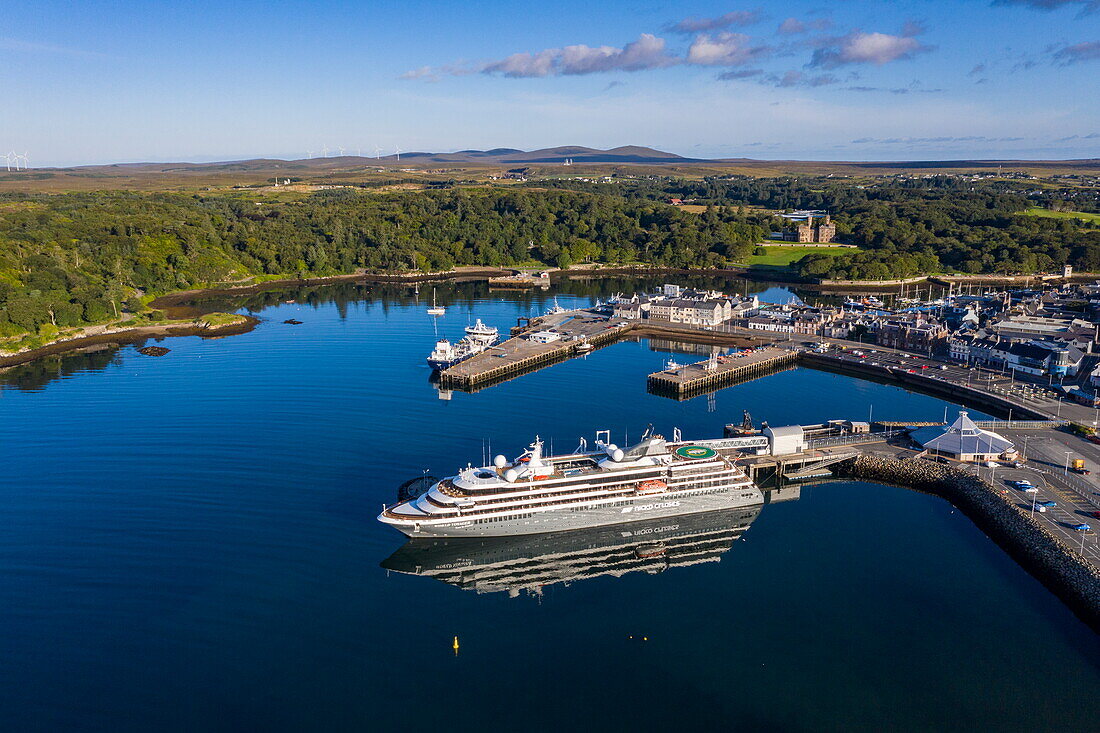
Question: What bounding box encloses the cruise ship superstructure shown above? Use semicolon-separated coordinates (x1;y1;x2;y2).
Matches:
378;431;762;537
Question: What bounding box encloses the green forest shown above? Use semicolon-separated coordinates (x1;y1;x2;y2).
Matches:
0;188;768;341
536;175;1100;281
1;176;1099;344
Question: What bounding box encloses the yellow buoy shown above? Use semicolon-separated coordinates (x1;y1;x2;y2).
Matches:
453;636;460;655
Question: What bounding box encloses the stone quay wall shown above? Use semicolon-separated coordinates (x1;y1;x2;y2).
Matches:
838;454;1100;630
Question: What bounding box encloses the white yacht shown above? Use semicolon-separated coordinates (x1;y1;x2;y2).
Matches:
378;431;762;537
427;287;446;316
464;319;499;347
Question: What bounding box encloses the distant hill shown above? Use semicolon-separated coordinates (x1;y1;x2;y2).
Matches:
2;147;1097;193
340;145;698;165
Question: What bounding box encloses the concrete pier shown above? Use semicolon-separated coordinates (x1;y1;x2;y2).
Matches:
646;347;799;398
438;311;625;390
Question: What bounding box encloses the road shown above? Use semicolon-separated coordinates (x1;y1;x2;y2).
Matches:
810;342;1100;425
967;461;1100;565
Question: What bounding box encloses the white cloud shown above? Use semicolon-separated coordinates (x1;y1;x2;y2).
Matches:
1051;41;1100;64
687;32;768;66
480;34;678;77
399;66;438;81
811;31;932;67
777;17;832;34
667;11;763;34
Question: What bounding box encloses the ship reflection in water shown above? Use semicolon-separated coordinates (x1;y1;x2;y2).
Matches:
381;487;799;597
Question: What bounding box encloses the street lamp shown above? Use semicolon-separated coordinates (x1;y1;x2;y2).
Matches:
1065;451;1072;476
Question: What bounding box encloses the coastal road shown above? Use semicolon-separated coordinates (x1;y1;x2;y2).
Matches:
971;462;1100;565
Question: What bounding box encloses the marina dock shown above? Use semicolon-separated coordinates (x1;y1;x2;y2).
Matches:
646;346;799;398
438;310;625;390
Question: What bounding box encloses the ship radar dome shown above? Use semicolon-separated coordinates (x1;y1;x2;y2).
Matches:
504;468;519;482
612;448;625;462
493;455;508;469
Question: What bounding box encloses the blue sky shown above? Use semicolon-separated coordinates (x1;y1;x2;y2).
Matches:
2;0;1098;166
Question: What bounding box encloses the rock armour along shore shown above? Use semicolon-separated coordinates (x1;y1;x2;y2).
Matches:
838;455;1100;630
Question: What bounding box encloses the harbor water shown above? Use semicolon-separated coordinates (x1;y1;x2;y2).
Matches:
2;277;1097;731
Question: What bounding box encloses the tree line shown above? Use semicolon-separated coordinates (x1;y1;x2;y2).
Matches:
535;175;1100;280
0;188;769;339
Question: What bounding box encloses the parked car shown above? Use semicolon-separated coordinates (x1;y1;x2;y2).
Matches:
1072;523;1091;532
1088;510;1100;519
1037;500;1057;508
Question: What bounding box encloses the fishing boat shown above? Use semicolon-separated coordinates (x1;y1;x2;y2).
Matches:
426;321;499;371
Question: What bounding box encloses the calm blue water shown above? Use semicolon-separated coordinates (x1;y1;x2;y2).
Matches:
2;279;1097;732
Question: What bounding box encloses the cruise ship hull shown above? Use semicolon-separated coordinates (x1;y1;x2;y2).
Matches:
384;485;763;538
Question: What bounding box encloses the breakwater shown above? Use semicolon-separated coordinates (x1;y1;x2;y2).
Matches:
838;454;1100;630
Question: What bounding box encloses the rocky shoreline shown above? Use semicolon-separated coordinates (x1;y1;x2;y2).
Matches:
0;314;259;369
838;454;1100;630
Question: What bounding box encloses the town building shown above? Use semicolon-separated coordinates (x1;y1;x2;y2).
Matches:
911;412;1015;463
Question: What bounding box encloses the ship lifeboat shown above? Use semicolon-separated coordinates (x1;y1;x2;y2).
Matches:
636;479;668;495
636;542;667;559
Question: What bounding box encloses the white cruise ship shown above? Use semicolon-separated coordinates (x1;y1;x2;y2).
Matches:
378;431;762;537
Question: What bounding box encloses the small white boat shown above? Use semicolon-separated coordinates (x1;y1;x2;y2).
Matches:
427;288;446;316
665;358;683;371
545;297;567;316
576;340;593;353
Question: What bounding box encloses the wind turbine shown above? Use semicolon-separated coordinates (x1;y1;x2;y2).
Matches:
374;146;382;159
322;144;329;157
2;152;11;171
307;150;314;159
394;145;401;161
338;146;346;157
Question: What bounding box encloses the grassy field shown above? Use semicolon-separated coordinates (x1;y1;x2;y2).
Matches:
1022;207;1100;224
742;246;853;268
